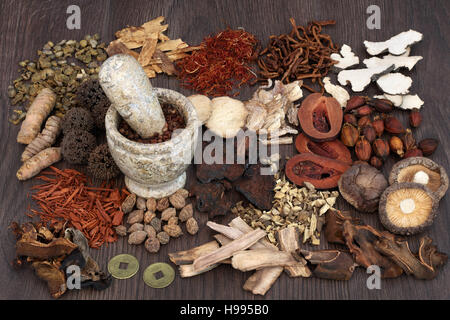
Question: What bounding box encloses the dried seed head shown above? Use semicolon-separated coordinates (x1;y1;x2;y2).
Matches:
127;223;144;234
355;136;372;161
401;129;416;152
389;136;404;157
144;211;156;224
340;123;359;147
418;138;438;156
167;216;179;225
175;188;190;199
114;225;127;237
150;217;162;232
384;116;405;134
409;108;422;128
372;116;384;137
372;138;390;158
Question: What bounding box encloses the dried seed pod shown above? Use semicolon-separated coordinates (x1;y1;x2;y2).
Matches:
144;224;157;239
136;197;147;210
127;209;144;224
146;198;157;212
401;129;416;151
384;116;405;134
409;108;422;128
179;203;194;222
344;114;357;127
175;188;190;199
355;136;372;161
370;156;383;169
161;207;176;221
121;193;136;214
150;217;162;232
352;105;373;117
145;237;160;253
404;148;423;158
157;231;170;245
372;116;384;137
362;125;376;144
168;216;179;225
418;138;439;156
186;217;199;235
389;136;405;157
340;123;359;147
163;224;183;238
345;96;366;112
156;197;170;212
372;138;390;158
114;225;127;237
144;211;156;224
128;223;144;234
357;116;372;128
169;193;185;209
128;230;147;245
367;98;393;113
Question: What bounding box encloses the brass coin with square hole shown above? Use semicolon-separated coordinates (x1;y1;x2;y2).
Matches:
143;263;175;288
108;254;139;279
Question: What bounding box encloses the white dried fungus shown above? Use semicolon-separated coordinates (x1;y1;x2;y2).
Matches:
364;29;423;56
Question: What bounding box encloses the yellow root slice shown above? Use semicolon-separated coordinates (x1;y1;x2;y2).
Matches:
17;88;56;144
21;116;62;162
17;147;61;181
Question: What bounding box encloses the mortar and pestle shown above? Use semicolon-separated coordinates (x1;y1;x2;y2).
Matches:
99;54;199;199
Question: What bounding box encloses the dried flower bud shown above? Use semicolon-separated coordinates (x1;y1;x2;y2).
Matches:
362;125;376;143
168;216;179;225
355;136;372;161
136;197;147;210
370;156;383;169
345;96;366;112
115;225;127;237
150;217;162;232
144;224;157;239
372;116;384;137
418;138;438;156
144;211;156;224
340;123;359;147
175;188;190;199
128;223;144;234
372;138;390;158
404;147;423;158
344;114;357;127
409;108;422;128
401;129;416;151
384;116;405;134
389;136;404;157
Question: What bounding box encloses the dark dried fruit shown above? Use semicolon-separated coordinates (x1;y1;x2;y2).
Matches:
418;138;438;156
343;114;357;127
389;136;404;157
384;116;405;134
355;136;372;161
357;116;372;128
298;93;343;142
370;156;383;169
372;138;390;159
295;133;352;165
361;125;376;143
367;98;393;113
372;116;384;137
404;148;423;158
345;96;366;112
409;108;422;128
401;129;416;151
351;105;373;117
285;153;350;189
196;163;245;184
340;123;358;147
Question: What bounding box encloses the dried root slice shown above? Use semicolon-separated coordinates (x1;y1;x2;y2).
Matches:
231;249;298;271
330;44;359;71
337;65;394;92
323;77;350;107
374;94;403;107
376;73;412;95
364;29;423;56
243;267;283;296
399;94;424;110
379;182;438;235
389;157;448;200
206;97;247;138
169;241;219;265
17;147;62;181
187;94;212;124
179;263;220;278
363;54;422;71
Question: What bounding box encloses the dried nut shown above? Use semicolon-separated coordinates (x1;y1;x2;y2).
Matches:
128;223;144;234
136;197;147;210
156;197;170;211
352;105;373;117
357;116;372;128
355;136;372;161
186;217;199;235
145;237;160;253
127;209;144;224
179;203;194;222
114;225;127;237
122;193;136;214
418;138;438;156
389;136;405;157
168;216;179;225
372;138;390;159
128;230;147;245
372;116;384;137
345;96;366;112
175;188;190;199
161;207;177;221
404;148;423;158
144;211;156;224
146;198;157;212
150;217;162;232
157;231;170;245
370;156;383;169
362;125;376;143
169;193;185;209
144;224;157;239
367;98;393;113
163;224;183;238
409;108;422;127
384;116;405;134
340;123;359;147
343;113;357;127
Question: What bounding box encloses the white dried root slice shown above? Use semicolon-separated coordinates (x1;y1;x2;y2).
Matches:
364;29;423;56
399;94;424;110
376;73;412;95
206;96;248;138
374;94;403;107
330;44;360;70
363;54;422;71
187;94;212;124
337;64;394;92
323;77;350;107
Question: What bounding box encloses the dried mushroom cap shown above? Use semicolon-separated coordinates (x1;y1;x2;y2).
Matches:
389;157;448;200
338;162;388;213
379;182;438;235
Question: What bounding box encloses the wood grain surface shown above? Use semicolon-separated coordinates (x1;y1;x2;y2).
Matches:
1;0;449;300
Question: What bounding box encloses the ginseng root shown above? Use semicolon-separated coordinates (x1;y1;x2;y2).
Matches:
17;147;62;181
21;116;62;162
17;88;56;144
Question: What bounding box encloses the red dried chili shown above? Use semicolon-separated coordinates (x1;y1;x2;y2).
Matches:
177;28;258;97
29;167;127;249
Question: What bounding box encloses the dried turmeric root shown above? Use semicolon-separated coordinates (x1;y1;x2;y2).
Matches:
21;116;62;162
17;88;56;144
17;147;61;181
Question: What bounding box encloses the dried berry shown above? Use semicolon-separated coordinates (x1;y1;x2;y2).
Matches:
343;113;357;126
389;136;405;157
367;98;393;113
146;198;157;212
128;223;144;234
409;108;422;128
150;217;162;232
136;197;147;210
114;225;127;237
163;224;183;238
345;96;366;112
144;211;156;224
157;231;170;245
186;217;199;235
352;105;373;117
87;143;120;181
127;210;144;224
340;123;358;147
161;207;176;221
404;148;423;158
418;138;438;156
145;237;160;253
384;116;405;134
128;230;147;245
372;116;384;137
370;156;383;169
167;216;179;225
357;116;372;128
362;125;376;143
61;129;96;164
122;193;136;214
156;197;170;212
62;107;94;134
179;203;194;222
372;138;390;158
169;193;185;209
355;136;372;161
144;224;157;239
401;129;416;151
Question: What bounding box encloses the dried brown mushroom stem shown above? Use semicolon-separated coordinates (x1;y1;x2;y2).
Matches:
300;249;356;280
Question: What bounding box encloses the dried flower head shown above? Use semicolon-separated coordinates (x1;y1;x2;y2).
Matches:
87;143;120;180
62;107;94;133
61;129;96;164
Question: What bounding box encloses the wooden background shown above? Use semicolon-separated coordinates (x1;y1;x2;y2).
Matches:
1;0;449;300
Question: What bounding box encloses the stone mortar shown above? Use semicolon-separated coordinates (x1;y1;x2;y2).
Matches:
105;88;199;199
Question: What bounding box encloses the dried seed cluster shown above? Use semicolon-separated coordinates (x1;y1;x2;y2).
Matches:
232;174;339;245
116;189;198;253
